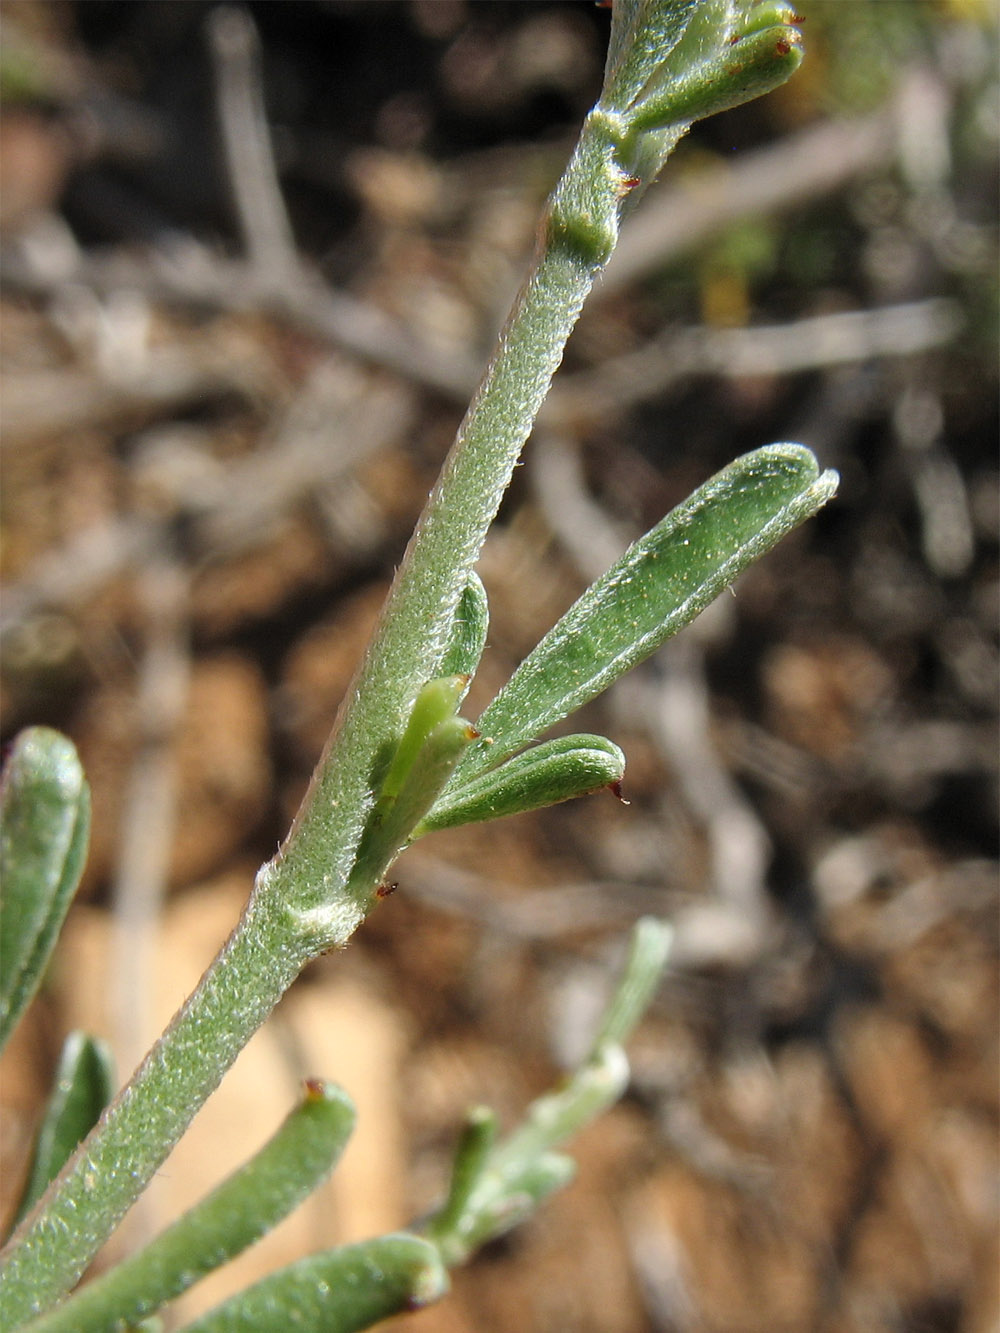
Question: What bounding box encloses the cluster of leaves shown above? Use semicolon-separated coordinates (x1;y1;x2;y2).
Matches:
0;3;835;1330
1;444;834;1329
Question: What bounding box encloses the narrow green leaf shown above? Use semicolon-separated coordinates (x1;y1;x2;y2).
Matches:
590;916;672;1052
0;728;90;1052
348;714;478;899
439;573;489;685
174;1234;448;1333
733;1;803;42
603;0;699;114
457;1151;577;1259
381;675;471;803
629;18;804;133
12;1032;114;1232
632;0;733;103
453;445;838;785
431;1106;498;1242
22;1082;356;1333
377;717;478;854
416;733;625;835
427;915;672;1266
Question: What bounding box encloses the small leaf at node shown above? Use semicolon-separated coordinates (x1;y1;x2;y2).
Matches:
439;573;489;686
174;1234;448;1333
11;1031;114;1231
452;445;837;786
417;733;625;835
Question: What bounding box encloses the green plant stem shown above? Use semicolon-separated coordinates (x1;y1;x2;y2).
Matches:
19;1083;355;1333
0;886;312;1325
273;224;618;932
426;917;672;1266
0;6;810;1317
0;95;632;1329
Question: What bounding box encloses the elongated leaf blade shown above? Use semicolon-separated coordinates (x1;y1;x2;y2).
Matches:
0;729;90;1052
590;916;672;1051
175;1234;448;1333
23;1082;357;1333
453;445;837;785
12;1032;115;1232
427;917;671;1266
629;18;804;133
439;573;489;685
418;733;625;834
603;0;699;113
380;676;471;804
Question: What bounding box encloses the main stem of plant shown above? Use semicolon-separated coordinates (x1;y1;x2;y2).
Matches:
0;115;625;1325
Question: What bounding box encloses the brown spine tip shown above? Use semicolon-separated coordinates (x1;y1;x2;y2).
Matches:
776;37;792;55
376;881;399;899
464;725;481;741
303;1078;326;1099
609;780;630;806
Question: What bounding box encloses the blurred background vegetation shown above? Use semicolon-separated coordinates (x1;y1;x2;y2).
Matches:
1;3;997;1331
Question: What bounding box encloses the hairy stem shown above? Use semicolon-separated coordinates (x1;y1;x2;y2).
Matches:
0;5;808;1316
272;217;618;933
0;884;310;1324
0;89;628;1328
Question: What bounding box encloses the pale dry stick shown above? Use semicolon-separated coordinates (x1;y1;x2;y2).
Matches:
0;347;262;451
531;431;633;584
0;291;959;637
694;300;962;371
0;240;478;402
1;84;921;407
860;719;996;800
625;1198;698;1333
893;383;975;579
208;6;301;286
0;519;158;638
1;255;958;453
109;557;192;1252
543;298;963;430
0;292;958;643
0;369;412;634
725;719;827;802
401;852;667;942
194;363;415;554
641;642;772;937
608;663;774;974
908;443;975;580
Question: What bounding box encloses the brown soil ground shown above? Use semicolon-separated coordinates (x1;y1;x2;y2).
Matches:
2;4;997;1331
